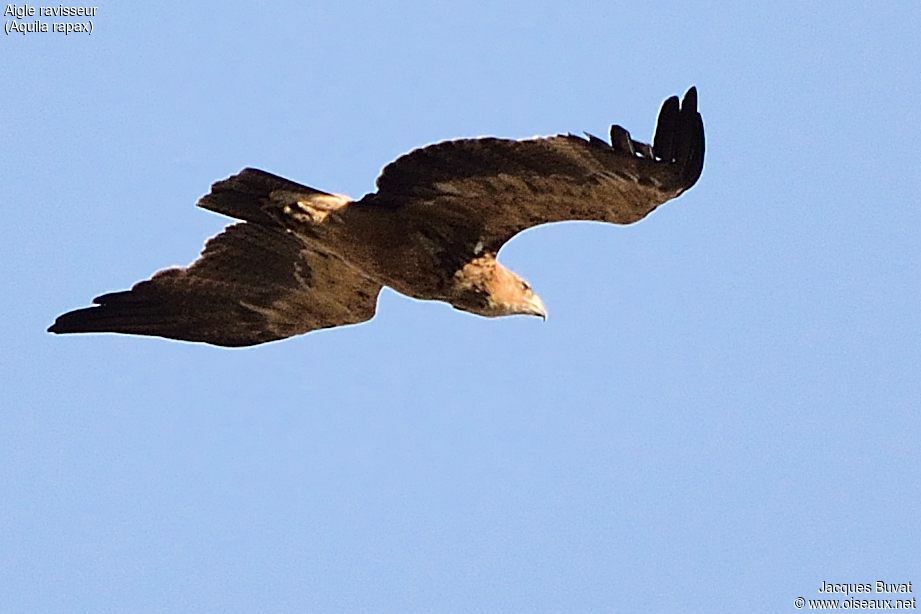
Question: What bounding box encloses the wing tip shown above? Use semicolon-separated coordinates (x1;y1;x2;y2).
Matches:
680;85;705;189
657;85;705;192
47;307;98;335
683;86;698;112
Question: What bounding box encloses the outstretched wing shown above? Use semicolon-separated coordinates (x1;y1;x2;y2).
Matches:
48;223;381;347
372;87;703;252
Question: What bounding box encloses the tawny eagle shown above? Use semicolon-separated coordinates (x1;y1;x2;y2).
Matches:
49;87;704;347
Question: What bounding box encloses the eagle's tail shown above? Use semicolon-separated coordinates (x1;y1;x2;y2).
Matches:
197;168;340;226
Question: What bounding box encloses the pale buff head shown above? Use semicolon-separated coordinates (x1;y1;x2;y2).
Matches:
450;254;547;320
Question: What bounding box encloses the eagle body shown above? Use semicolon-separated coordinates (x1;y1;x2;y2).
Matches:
49;88;704;347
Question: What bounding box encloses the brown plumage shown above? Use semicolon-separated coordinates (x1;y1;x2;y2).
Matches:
49;87;704;347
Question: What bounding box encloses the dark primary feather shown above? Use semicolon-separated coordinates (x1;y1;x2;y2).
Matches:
652;94;681;163
372;86;704;251
48;223;381;346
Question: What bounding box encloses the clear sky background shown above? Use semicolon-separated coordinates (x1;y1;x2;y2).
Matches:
2;2;919;612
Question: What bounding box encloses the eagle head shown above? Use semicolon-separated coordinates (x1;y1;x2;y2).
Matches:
450;255;547;320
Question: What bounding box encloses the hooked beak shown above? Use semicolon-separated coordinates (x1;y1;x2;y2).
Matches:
526;294;548;321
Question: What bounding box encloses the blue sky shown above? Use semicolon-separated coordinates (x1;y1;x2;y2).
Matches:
2;2;919;612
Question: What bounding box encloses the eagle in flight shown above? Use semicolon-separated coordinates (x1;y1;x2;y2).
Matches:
49;87;704;347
